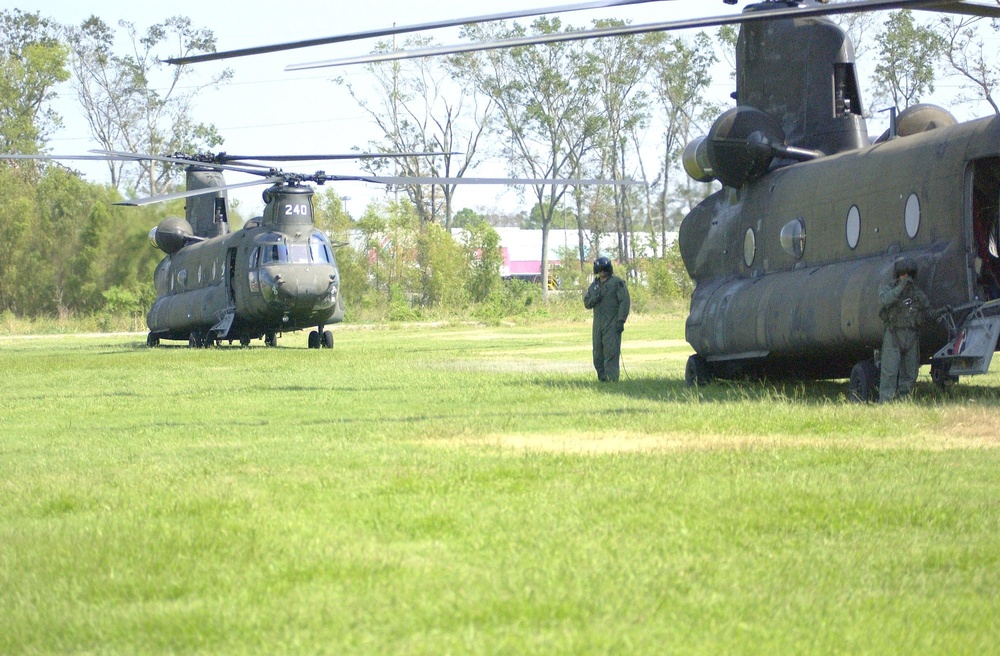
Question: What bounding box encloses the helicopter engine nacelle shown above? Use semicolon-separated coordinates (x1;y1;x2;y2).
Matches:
149;217;195;254
682;136;715;183
705;106;784;189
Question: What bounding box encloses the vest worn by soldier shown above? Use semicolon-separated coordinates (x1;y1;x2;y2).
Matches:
879;282;929;331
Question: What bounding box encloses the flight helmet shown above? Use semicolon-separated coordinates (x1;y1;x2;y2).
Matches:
594;256;613;275
893;257;918;278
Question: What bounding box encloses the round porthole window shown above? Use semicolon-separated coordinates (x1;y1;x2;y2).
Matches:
780;218;806;259
905;193;920;238
846;205;861;249
744;227;756;267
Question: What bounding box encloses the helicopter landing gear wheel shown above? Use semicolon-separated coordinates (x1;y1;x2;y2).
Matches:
322;330;334;349
240;336;251;347
265;332;278;348
685;354;711;387
308;330;320;349
930;361;958;391
146;333;160;348
849;359;880;403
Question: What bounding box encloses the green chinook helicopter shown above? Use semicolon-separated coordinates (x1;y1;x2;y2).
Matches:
135;153;348;349
168;0;1000;396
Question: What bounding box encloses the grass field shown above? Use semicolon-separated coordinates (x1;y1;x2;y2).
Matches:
1;315;998;654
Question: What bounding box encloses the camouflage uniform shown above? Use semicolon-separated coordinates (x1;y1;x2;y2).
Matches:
878;273;931;402
583;274;631;381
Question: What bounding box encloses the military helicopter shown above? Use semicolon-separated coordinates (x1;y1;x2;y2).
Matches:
168;0;1000;393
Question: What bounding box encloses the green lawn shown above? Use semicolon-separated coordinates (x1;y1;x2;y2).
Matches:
1;316;998;654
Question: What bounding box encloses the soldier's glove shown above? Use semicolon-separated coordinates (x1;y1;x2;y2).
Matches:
616;320;625;333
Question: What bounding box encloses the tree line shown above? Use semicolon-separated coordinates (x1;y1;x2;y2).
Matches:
1;6;998;321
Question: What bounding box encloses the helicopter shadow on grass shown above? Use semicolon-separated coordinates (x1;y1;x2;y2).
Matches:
265;384;402;394
294;407;657;428
538;373;1000;407
542;375;849;406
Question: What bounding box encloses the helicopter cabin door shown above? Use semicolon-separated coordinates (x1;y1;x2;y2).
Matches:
226;248;237;307
971;157;1000;301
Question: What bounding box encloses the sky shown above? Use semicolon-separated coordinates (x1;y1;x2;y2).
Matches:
3;1;996;217
0;0;739;216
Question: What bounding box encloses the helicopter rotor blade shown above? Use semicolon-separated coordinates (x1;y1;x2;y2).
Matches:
284;0;972;71
0;153;123;161
349;175;645;186
219;152;458;162
115;177;285;207
163;0;668;65
88;149;460;173
916;1;1000;18
89;149;285;177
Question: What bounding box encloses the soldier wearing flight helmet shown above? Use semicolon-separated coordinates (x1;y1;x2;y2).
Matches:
878;257;931;401
583;256;630;382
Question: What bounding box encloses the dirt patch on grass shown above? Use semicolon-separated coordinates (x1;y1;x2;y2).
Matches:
425;426;1000;454
934;407;1000;448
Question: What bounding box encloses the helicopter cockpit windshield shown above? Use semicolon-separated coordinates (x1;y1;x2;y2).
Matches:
257;233;335;266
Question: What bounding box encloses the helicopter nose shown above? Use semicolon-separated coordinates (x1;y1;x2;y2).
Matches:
268;267;337;308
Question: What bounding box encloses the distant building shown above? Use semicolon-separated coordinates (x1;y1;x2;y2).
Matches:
488;227;677;276
351;227;677;276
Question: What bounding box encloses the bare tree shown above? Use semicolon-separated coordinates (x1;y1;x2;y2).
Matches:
651;32;719;243
590;20;657;266
338;36;494;228
939;14;1000;114
455;17;604;301
67;16;231;196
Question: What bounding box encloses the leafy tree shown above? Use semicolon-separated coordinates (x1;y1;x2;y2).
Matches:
871;9;945;111
418;223;468;308
0;9;68;154
332;244;374;314
312;187;352;242
67;15;231;196
0;166;37;313
463;219;503;303
354;199;422;300
0;164;123;316
65;200;112;311
523;201;578;230
451;207;480;228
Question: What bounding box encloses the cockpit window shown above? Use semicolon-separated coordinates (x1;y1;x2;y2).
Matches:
309;233;333;264
288;243;311;263
262;243;286;264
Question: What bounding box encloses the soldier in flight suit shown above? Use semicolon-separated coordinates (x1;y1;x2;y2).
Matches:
583;256;630;382
878;257;931;402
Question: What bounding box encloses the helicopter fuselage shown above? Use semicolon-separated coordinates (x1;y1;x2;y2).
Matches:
146;182;344;346
681;114;1000;379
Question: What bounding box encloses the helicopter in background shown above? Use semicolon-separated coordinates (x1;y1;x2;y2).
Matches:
166;0;1000;396
136;153;346;349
